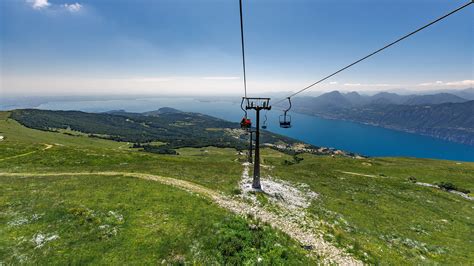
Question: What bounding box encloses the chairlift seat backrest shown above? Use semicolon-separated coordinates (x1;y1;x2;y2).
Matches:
279;97;292;129
279;114;291;128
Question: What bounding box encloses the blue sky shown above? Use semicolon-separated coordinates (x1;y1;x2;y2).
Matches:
1;0;472;96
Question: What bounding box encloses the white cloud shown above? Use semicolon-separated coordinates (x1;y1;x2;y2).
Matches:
27;0;83;12
202;76;240;80
1;75;244;96
329;81;338;85
418;80;473;87
127;76;240;82
342;83;398;87
129;77;174;82
418;82;433;86
4;73;472;96
28;0;50;9
445;80;474;86
63;3;82;12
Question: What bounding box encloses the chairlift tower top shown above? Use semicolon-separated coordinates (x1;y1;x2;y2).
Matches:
244;97;272;111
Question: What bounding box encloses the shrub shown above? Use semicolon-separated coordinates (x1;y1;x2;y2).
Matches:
437;182;457;191
140;145;178;155
436;182;470;194
293;155;304;164
231;188;242;195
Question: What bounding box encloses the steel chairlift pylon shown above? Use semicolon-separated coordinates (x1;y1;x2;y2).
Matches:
241;97;271;190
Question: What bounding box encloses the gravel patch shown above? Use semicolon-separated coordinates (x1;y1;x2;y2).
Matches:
416;182;473;201
31;233;59;249
236;163;359;265
240;163;318;210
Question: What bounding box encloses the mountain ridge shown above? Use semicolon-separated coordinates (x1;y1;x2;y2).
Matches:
294;90;469;107
288;91;473;145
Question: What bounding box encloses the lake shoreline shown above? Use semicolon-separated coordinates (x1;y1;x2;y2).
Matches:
291;111;474;146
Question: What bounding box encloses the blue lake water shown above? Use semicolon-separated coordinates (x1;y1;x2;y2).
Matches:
34;97;474;162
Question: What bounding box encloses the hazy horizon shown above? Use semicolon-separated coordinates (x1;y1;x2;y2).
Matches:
1;87;473;99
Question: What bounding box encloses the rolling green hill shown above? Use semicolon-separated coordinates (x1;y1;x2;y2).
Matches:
0;111;313;264
1;110;473;264
9;108;358;157
9;108;303;151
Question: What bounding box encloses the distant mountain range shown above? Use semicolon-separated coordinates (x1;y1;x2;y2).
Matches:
293;90;470;108
450;87;474;100
287;90;474;145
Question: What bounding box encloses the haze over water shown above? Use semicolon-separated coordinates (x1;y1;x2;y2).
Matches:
30;97;474;162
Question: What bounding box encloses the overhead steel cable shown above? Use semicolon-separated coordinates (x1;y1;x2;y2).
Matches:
239;0;248;98
274;1;473;104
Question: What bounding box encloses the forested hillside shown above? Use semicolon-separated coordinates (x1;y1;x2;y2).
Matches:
9;108;306;153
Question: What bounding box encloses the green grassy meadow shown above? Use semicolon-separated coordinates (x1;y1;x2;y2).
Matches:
0;113;243;194
1;173;313;264
261;150;474;264
1;111;473;264
0;112;312;264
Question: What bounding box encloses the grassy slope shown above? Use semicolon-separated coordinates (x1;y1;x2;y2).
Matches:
1;174;311;264
1;111;474;264
261;149;474;264
0;112;242;194
0;112;313;264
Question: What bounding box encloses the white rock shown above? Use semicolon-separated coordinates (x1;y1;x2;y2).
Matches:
32;233;59;248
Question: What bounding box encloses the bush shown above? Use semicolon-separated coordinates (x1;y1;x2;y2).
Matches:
231;188;242;195
293;155;304;164
140;144;178;155
283;156;303;166
436;182;471;194
437;182;457;191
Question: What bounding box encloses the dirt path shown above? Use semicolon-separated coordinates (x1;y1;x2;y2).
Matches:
0;144;53;162
238;164;361;265
336;171;378;178
0;170;361;265
118;142;130;150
